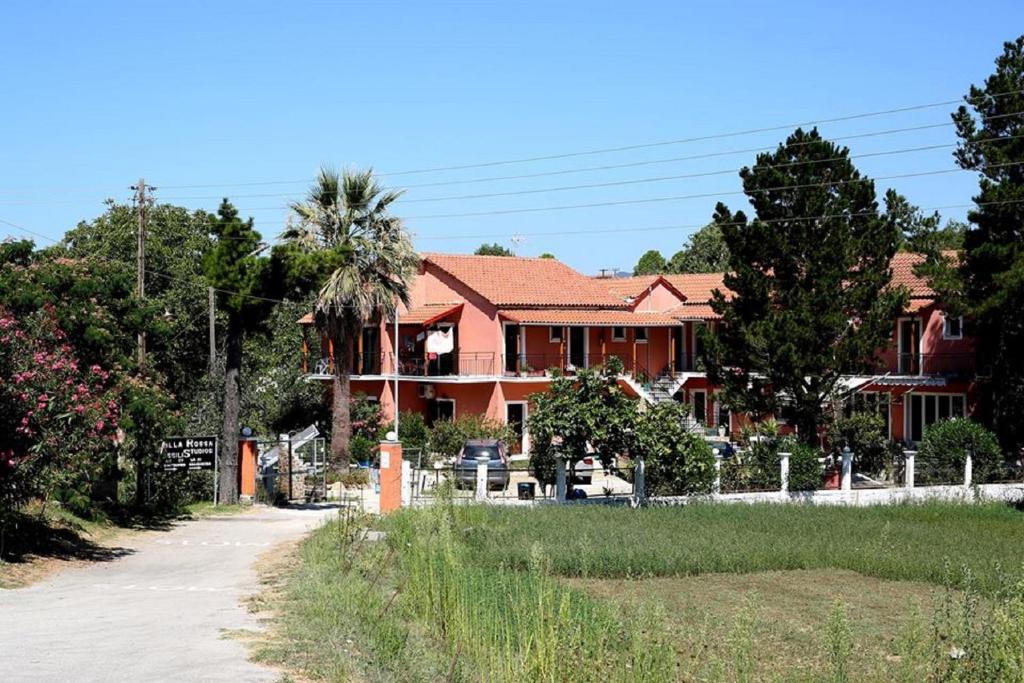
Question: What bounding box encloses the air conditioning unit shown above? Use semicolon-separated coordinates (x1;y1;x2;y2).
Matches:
418;384;436;400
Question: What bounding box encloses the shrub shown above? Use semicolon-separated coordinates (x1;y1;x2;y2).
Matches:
635;401;715;495
722;436;822;492
828;412;898;478
388;410;429;456
350;393;384;440
349;434;374;465
428;415;515;461
918;418;1002;483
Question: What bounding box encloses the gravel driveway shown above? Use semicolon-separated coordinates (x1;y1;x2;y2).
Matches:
0;505;337;682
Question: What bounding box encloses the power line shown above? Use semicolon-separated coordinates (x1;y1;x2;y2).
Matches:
152;90;1023;189
397;163;1023;220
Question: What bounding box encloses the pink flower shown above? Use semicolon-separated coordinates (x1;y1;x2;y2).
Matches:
74;404;86;415
95;420;105;432
90;365;102;374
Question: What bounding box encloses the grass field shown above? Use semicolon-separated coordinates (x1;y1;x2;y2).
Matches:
254;501;1024;682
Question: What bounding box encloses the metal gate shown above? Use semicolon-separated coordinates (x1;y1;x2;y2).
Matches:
253;425;326;504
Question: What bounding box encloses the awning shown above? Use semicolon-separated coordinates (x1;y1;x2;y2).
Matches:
393;303;464;326
499;308;679;326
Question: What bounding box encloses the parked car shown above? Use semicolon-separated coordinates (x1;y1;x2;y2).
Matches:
453;439;510;490
572;454;597;485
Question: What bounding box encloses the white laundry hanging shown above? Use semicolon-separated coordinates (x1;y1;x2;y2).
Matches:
425;328;454;355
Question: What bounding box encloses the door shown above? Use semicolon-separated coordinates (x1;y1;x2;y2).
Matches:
899;319;920;374
506;402;527;455
568;327;585;368
672;326;686;372
692;390;707;425
504;324;520;373
355;327;379;374
434;398;455;423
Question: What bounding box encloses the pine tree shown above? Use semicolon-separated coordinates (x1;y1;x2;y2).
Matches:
203;200;266;504
949;36;1024;452
703;128;906;444
633;249;667;275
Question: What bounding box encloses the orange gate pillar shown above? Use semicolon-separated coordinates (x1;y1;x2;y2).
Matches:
378;440;403;514
239;437;258;503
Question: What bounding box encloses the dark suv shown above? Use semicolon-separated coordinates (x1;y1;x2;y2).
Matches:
453;439;510;491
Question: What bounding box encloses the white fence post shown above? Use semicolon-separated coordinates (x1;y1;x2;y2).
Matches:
634;457;646;505
964;450;973;488
841;447;853;492
779;451;791;494
555;457;567;503
904;450;916;489
475;456;489;501
713;451;722;495
400;460;412;506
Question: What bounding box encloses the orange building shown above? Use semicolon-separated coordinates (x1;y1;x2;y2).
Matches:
299;252;974;452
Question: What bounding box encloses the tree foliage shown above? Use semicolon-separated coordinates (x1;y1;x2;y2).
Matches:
703;128;907;444
668;222;731;274
633;249;667;275
884;190;965;253
474;243;514;256
944;36;1024;453
635;402;715;495
528;358;638;485
918;418;1002;484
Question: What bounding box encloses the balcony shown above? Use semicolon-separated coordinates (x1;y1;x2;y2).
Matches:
391;352;495;377
850;353;976;379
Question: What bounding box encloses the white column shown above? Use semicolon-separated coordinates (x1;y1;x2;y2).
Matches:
964;450;973;488
713;450;722;494
904;450;916;489
475;456;489;501
634;457;646;505
841;447;853;492
400;460;412;506
555;457;567;503
779;451;791;493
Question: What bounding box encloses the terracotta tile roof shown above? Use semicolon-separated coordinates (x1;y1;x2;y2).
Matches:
600;275;689;304
392;303;464;326
890;252;936;298
663;273;733;303
672;304;723;321
500;309;682;326
422;253;626;308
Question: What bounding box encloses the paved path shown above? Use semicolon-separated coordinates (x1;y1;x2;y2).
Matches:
0;505;338;682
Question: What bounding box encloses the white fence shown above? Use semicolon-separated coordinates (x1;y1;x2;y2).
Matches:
400;449;1024;508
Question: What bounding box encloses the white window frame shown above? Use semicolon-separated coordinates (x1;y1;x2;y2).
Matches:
435;397;456;421
548;325;563;343
634;327;649;344
904;392;967;442
611;326;626;342
942;314;963;341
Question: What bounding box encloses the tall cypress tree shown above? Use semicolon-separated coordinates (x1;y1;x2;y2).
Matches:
949;36;1024;452
203;200;266;504
703;128;906;444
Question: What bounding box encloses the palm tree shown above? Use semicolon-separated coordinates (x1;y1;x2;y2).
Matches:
286;168;417;473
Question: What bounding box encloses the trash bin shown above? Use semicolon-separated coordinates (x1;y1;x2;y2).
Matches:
517;482;536;500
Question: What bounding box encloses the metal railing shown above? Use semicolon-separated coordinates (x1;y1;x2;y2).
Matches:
390;351;495;377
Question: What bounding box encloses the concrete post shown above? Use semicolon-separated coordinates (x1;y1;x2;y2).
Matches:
712;450;722;494
475;456;489;501
841;447;853;492
277;433;292;501
634;457;646;505
400;460;412;506
964;450;973;488
904;450;916;489
378;440;403;514
555;457;567;503
779;451;791;493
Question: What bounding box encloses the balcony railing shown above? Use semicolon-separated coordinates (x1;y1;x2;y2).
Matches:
849;353;976;379
391;352;495;377
310;352;384;377
503;353;647;378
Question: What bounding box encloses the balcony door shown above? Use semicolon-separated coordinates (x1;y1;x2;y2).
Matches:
504;324;520;373
506;402;528;455
672;326;686;372
568;326;586;369
898;319;921;374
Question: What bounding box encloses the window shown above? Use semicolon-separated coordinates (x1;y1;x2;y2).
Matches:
844;392;891;438
634;327;648;343
549;326;563;343
907;393;966;442
612;326;626;342
943;314;963;340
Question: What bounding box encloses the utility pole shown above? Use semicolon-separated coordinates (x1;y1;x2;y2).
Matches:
131;178;154;370
208;286;216;374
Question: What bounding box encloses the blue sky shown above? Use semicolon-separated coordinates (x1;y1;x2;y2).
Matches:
1;1;1021;274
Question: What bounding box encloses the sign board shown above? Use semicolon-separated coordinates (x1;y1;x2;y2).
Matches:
162;436;218;472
